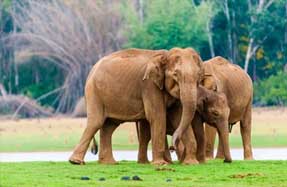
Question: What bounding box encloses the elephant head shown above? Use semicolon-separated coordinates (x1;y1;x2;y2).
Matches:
197;86;232;162
144;47;203;149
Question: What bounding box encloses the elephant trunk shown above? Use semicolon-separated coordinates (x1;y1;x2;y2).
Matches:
218;123;232;163
172;83;197;149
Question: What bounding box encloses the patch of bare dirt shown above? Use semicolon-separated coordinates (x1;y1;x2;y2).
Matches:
229;173;264;179
155;167;176;172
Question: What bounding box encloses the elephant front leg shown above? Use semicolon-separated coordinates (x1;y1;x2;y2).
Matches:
215;139;225;159
137;120;151;164
193;120;206;164
142;86;169;165
180;126;199;165
149;117;168;165
205;124;216;160
99;121;119;164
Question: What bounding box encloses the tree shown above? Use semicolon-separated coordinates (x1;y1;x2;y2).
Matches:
8;0;126;112
254;71;287;106
125;0;213;53
0;0;15;94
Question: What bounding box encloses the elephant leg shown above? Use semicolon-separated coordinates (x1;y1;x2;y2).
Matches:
240;102;254;160
176;141;185;162
205;124;216;160
180;126;198;165
164;136;172;163
143;92;167;165
215;137;225;159
168;104;197;165
192;118;205;164
69;93;105;165
99;120;119;164
137;120;151;164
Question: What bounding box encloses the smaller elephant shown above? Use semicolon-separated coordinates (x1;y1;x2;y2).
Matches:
202;56;253;160
136;85;232;164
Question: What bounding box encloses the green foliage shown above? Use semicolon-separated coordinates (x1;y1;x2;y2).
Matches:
125;0;212;51
254;71;287;106
1;0;287;109
16;58;65;107
1;161;287;187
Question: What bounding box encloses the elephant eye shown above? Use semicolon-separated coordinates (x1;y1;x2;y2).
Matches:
175;56;180;62
212;111;219;117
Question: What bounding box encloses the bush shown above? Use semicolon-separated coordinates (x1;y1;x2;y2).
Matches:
254;71;287;106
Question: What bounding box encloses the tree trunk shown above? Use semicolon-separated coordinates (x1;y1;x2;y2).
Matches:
206;16;215;58
136;0;144;24
231;0;237;63
224;0;233;63
244;38;253;72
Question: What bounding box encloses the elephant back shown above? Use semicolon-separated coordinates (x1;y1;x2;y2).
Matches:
203;57;253;121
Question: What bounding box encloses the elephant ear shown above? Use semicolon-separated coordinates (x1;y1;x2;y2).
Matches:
186;48;204;84
196;86;208;114
201;74;217;91
143;52;167;90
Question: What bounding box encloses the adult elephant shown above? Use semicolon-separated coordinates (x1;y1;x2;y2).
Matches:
69;48;203;165
136;85;232;164
202;57;253;160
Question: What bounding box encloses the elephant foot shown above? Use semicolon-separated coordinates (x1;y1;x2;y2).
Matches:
164;154;173;164
244;156;254;160
151;159;169;166
206;156;214;160
182;158;199;165
99;158;117;165
215;154;225;159
164;158;173;164
137;159;150;164
223;159;232;163
69;154;85;165
205;152;214;159
69;157;85;165
198;158;206;164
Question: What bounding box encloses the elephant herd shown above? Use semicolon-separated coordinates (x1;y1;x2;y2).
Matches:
69;48;253;165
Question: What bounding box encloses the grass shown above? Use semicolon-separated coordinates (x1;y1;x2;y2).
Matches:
1;160;287;187
0;107;287;152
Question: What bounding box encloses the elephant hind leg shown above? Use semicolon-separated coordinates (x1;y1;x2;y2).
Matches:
69;91;105;164
164;136;172;164
240;101;254;160
99;119;120;164
137;120;151;164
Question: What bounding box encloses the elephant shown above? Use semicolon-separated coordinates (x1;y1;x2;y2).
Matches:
69;48;203;165
136;85;232;164
202;56;253;160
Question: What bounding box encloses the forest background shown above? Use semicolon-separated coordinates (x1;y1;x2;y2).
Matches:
0;0;286;115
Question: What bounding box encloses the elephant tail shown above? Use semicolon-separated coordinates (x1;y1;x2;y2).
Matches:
91;136;98;155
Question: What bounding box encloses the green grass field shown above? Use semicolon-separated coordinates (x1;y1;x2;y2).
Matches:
1;160;287;187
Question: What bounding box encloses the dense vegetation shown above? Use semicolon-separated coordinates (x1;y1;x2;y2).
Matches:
0;0;286;113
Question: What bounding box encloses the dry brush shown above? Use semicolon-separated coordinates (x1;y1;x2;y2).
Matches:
8;0;126;113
